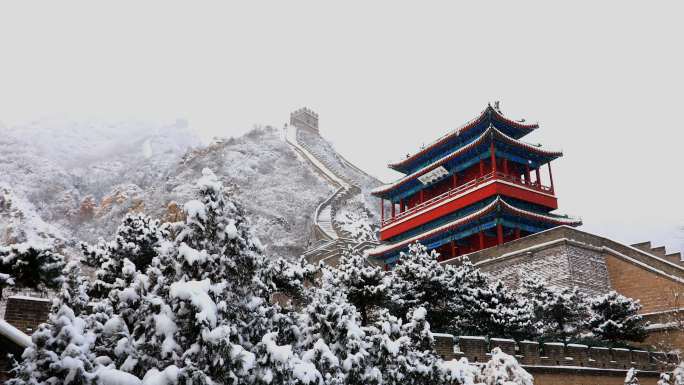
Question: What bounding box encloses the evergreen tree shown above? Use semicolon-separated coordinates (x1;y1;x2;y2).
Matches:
0;243;65;298
479;347;534;385
673;362;684;385
9;262;95;385
449;259;532;339
80;212;168;299
588;291;648;343
520;275;588;341
163;168;270;384
658;372;672;385
480;280;534;340
446;257;493;335
388;243;458;332
297;268;370;385
364;308;442;385
11;168;485;385
625;368;640;384
519;274;550;336
78;213;169;376
337;250;388;326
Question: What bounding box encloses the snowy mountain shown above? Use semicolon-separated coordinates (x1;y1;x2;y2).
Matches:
0;119;378;260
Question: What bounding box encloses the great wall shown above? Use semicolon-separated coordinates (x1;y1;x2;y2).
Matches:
433;333;678;385
285;108;380;266
284;107;684;385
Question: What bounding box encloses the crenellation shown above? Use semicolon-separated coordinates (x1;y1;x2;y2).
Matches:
631;350;650;370
457;336;488;363
565;344;589;367
490;337;516;356
433;333;456;360
437;335;676;376
290;107;319;132
610;348;631;369
541;342;566;366
589;347;611;368
518;341;540;365
650;351;669;372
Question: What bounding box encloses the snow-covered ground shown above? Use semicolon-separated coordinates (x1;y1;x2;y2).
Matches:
294;127;382;245
0;118;383;260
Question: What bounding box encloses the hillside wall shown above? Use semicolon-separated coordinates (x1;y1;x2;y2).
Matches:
434;334;675;385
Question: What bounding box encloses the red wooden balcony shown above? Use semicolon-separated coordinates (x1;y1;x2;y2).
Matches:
379;171;557;241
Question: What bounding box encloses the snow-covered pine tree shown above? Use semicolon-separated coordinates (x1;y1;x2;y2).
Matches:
262;256;315;303
296;267;370;385
337;249;388;326
77;213;170;377
625;368;640;384
588;291;647;343
9;261;95;385
445;257;493;336
482;280;534;340
447;258;533;339
364;307;443;385
479;347;534;385
544;286;589;342
0;242;65;298
519;274;550;337
161;168;268;384
388;243;458;333
658;372;672;385
127;252;180;378
80;212;168;299
520;275;588;342
673;362;684;385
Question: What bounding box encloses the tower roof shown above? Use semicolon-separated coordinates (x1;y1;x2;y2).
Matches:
372;125;561;198
389;104;538;174
367;197;581;257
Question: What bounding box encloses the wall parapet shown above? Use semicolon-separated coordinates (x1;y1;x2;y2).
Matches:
432;333;679;372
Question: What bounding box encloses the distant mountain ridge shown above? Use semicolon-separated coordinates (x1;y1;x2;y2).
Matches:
0;120;381;260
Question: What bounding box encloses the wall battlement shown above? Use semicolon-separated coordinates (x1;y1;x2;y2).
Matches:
433;334;679;372
290;107;319;132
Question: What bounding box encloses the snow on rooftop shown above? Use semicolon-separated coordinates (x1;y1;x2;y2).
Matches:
388;104;538;169
374;125;561;195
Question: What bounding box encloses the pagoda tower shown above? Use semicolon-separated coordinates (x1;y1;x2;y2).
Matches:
368;104;581;268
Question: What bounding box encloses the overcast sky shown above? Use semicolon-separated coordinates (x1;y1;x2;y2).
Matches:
1;1;682;252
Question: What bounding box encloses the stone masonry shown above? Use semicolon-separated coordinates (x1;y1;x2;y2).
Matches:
4;296;51;334
290;107;319;132
433;333;676;385
441;225;684;352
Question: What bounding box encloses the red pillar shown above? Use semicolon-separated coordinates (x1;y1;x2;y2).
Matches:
515;227;521;240
451;240;457;258
503;158;509;175
490;141;497;174
497;223;504;245
478;231;485;249
419;189;424;203
525;164;531;184
452;173;458;189
479;159;484;177
548;162;555;193
400;199;405;213
391;202;395;218
380;199;384;222
535;168;541;186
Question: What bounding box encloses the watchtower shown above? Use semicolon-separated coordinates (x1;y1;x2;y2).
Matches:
368;103;581;268
290;107;319;132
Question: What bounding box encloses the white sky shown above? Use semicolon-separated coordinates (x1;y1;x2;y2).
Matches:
0;1;682;251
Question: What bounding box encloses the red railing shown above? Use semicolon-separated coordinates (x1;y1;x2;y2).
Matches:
381;171;554;227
